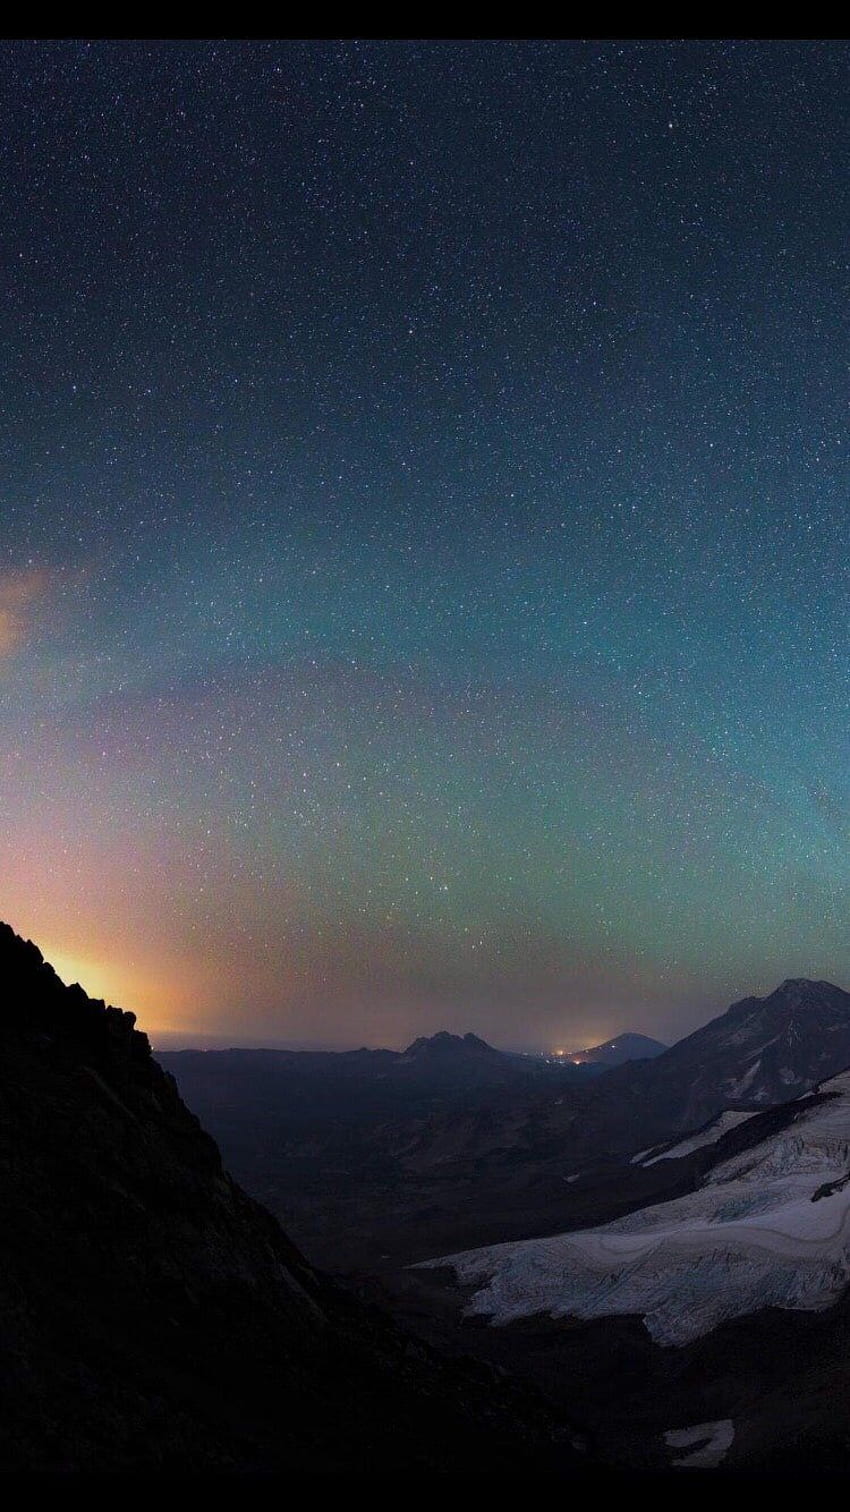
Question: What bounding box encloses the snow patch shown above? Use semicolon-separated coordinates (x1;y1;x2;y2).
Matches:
640;1110;758;1165
725;1057;762;1098
665;1419;734;1468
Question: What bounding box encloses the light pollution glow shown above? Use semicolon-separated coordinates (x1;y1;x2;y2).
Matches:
1;41;849;1051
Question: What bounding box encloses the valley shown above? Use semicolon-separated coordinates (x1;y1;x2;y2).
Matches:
162;976;850;1474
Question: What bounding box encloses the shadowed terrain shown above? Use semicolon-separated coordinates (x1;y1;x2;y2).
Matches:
0;921;581;1477
162;980;850;1271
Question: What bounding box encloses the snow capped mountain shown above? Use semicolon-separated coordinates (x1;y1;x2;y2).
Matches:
658;977;850;1113
420;1068;850;1347
569;977;850;1157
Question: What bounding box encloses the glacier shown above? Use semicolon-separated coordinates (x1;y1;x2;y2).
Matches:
419;1070;850;1346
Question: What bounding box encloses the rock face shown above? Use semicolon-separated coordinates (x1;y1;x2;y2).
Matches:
571;978;850;1156
0;921;575;1475
659;977;850;1115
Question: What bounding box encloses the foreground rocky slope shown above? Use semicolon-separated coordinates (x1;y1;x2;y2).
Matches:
0;921;578;1476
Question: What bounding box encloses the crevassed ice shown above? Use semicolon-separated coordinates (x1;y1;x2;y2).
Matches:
419;1069;850;1347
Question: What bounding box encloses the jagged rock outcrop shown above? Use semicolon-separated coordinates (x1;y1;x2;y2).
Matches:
0;921;577;1475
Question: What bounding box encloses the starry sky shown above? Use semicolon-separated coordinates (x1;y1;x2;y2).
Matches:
1;38;848;1051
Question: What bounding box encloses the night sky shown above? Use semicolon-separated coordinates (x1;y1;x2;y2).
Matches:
1;39;848;1051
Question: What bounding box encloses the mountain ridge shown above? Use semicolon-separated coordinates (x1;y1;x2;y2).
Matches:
540;976;850;1163
160;976;850;1271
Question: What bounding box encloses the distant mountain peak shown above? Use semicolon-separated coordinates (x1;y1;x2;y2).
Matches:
461;1031;493;1051
774;977;838;995
403;1030;496;1058
571;974;850;1158
568;1032;666;1067
725;978;850;1023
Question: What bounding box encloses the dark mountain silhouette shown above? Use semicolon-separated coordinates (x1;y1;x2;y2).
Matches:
0;920;580;1475
404;1030;494;1055
397;1030;561;1087
566;1032;666;1068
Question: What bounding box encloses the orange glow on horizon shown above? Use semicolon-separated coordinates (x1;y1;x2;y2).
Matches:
38;943;195;1037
